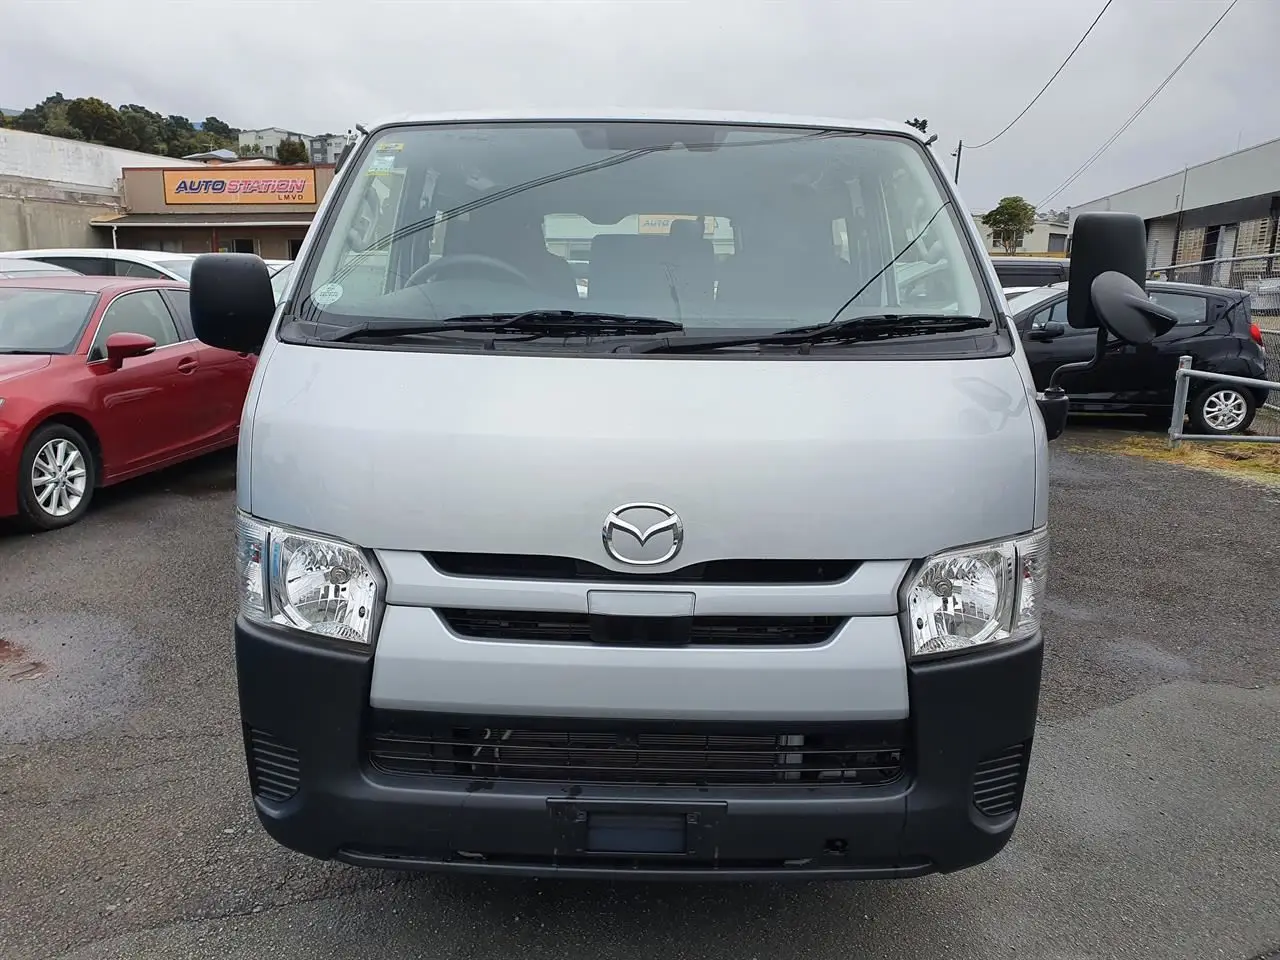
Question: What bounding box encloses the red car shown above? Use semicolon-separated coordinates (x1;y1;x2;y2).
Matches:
0;276;255;530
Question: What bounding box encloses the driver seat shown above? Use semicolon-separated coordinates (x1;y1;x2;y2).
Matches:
444;214;579;300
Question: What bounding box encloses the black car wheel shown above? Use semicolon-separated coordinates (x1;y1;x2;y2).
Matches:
1188;385;1255;436
17;423;98;531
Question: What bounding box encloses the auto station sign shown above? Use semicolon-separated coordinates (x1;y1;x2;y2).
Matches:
162;168;317;205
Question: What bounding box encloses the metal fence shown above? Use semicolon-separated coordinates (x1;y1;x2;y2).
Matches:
1168;356;1280;448
1148;253;1280;413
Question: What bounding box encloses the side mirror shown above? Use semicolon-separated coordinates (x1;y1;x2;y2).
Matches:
1036;391;1069;441
1066;212;1148;329
1028;321;1065;341
1090;272;1178;344
190;253;276;354
104;332;156;370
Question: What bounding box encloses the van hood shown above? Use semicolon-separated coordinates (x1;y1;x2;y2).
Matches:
246;344;1043;562
0;354;51;384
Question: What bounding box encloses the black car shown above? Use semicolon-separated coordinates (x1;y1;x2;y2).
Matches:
991;256;1069;290
1008;280;1269;434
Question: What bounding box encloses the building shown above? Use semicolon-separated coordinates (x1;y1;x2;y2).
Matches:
0;128;203;249
237;127;311;160
970;211;1069;256
89;163;336;259
308;133;349;165
1068;136;1280;284
181;148;240;164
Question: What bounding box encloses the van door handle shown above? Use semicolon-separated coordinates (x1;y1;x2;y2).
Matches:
177;357;199;374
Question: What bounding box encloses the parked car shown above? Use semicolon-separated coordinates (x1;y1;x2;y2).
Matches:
0;248;198;281
0;258;79;279
990;256;1069;291
0;276;256;530
1008;280;1268;434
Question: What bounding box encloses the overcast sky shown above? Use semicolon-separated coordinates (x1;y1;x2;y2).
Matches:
3;0;1275;211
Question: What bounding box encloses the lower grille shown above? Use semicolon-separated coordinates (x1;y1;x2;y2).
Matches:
972;741;1030;817
436;609;843;646
367;722;903;788
245;727;301;803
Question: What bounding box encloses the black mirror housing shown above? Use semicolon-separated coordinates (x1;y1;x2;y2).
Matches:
1090;271;1178;345
1037;390;1069;441
190;253;276;354
1066;212;1148;329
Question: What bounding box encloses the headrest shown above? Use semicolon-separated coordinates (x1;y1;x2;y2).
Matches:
669;218;704;243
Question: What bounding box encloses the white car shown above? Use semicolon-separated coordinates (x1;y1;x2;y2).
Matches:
0;247;198;282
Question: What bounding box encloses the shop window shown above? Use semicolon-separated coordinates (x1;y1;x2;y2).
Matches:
219;239;257;254
288;238;304;259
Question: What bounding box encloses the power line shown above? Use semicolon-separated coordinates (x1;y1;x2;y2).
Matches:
1037;0;1239;209
968;0;1114;151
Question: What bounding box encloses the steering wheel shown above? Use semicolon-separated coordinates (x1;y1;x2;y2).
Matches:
406;254;533;288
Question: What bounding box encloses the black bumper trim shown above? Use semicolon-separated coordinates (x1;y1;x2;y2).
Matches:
235;617;1042;879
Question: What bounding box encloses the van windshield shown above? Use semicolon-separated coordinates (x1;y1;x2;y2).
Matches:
293;121;996;352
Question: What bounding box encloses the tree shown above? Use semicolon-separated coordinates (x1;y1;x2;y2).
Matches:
64;97;122;145
276;137;310;164
906;117;929;133
981;196;1037;255
201;116;236;139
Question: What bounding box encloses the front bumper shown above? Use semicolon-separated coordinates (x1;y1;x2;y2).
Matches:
236;617;1043;880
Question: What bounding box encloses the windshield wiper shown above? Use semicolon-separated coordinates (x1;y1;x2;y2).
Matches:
637;314;993;354
321;310;684;343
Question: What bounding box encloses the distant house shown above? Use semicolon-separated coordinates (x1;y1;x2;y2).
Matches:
181;148;240;164
237;127;311;160
971;211;1070;255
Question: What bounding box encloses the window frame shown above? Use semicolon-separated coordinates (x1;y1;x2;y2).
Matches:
85;288;186;363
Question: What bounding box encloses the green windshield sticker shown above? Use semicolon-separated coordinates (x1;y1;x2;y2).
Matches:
312;283;343;306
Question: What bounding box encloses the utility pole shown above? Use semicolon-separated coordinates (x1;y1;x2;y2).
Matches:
952;140;963;183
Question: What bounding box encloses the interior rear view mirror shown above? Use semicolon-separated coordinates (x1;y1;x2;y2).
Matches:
1091;272;1178;345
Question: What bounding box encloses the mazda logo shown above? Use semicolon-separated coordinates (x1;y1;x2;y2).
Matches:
602;502;684;566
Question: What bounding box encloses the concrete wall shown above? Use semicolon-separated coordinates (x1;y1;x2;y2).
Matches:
0;128;201;191
0;175;120;249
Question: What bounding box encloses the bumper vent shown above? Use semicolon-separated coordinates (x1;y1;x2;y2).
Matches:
436;609;843;646
368;720;903;788
972;741;1031;817
245;727;301;804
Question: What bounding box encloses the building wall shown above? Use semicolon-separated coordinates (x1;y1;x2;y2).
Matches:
238;128;311;160
1068;136;1280;228
0;175;120;249
114;226;305;258
121;165;335;214
0;128;201;190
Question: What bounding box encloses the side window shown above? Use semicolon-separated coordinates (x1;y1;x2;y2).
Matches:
1026;300;1078;333
90;291;180;361
162;289;194;338
43;257;113;276
1149;291;1208;326
117;261;169;279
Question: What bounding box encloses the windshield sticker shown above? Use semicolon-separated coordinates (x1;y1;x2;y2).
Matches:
311;282;343;306
375;142;404;153
367;154;397;176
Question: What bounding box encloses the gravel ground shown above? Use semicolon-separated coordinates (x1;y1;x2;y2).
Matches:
0;438;1277;960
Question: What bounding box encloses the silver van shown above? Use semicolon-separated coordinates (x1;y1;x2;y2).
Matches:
190;111;1172;880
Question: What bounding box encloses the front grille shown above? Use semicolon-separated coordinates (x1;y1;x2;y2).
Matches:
435;609;843;646
972;741;1030;817
367;721;903;788
245;727;301;803
426;552;858;584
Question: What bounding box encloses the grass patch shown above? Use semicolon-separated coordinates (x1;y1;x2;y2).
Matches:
1075;431;1280;486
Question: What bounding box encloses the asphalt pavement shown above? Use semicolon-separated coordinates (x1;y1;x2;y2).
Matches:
1;438;1277;960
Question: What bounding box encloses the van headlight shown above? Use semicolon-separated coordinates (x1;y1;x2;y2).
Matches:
236;512;381;645
903;528;1048;658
